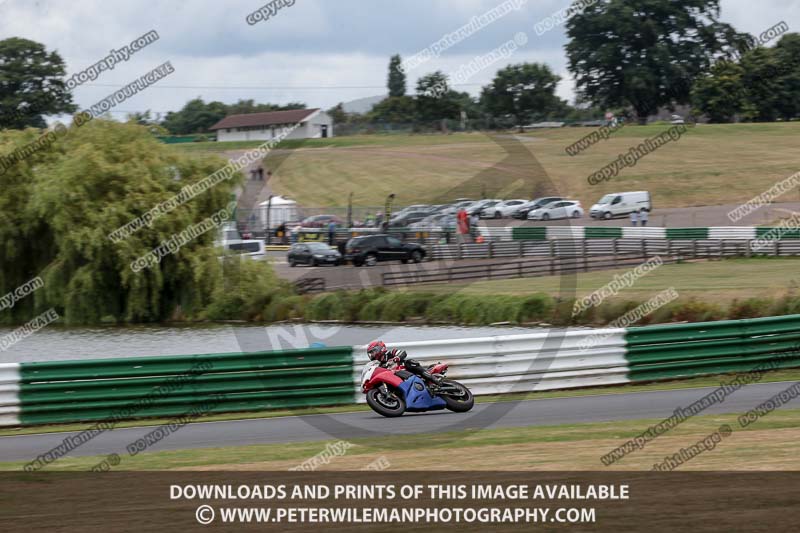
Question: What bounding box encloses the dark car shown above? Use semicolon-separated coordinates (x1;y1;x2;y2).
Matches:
511;197;564;219
300;214;344;228
344;235;426;267
388;211;431;228
287;242;342;267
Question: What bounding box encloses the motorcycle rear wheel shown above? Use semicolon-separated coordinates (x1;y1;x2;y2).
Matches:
440;380;474;412
366;388;406;417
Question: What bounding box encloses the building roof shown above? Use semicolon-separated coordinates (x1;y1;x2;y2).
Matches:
258;195;297;206
210;108;319;130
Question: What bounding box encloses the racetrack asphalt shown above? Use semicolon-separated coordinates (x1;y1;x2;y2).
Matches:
1;381;798;463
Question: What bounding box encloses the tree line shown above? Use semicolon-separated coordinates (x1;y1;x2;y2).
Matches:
1;0;799;135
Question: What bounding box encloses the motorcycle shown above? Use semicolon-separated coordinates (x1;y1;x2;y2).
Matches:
360;351;474;417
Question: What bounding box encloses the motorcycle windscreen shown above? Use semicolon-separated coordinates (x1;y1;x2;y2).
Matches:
397;376;447;412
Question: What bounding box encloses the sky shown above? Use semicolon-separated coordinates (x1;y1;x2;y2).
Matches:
1;0;797;120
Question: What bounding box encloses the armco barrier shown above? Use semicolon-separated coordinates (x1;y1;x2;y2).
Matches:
3;314;800;426
483;226;800;242
0;346;356;426
625;314;800;381
355;329;630;401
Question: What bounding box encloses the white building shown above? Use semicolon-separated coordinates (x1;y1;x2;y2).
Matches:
210;108;333;142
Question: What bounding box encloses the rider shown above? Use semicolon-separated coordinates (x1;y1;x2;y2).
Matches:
366;340;441;384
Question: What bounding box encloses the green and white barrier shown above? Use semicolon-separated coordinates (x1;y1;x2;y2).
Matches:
488;226;800;242
0;347;356;427
3;314;799;426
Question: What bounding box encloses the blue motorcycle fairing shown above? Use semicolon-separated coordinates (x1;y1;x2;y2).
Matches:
396;375;447;412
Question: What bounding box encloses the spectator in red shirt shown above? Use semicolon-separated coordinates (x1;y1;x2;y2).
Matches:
456;208;469;244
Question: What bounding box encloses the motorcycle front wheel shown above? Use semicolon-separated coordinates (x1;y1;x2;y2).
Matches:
366;388;406;417
440;380;474;412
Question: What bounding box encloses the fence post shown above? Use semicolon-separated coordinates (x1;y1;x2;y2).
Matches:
549;240;556;275
583;239;588;272
746;240;752;258
612;238;618;268
692;239;697;259
518;240;523;258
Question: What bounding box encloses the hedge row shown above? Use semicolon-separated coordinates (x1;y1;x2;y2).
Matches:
240;287;800;327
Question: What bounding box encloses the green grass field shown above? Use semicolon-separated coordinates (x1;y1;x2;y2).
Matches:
415;257;800;305
176;122;800;208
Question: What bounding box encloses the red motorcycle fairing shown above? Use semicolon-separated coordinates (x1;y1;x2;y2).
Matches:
430;362;449;374
362;364;404;392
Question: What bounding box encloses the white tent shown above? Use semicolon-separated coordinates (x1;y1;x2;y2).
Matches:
258;196;298;228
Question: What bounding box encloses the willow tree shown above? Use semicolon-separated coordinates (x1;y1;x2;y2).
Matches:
0;119;242;324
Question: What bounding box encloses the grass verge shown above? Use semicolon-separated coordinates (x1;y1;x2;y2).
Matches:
415;257;800;305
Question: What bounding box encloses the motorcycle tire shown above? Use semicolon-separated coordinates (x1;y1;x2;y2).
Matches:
366;388;406;417
440;380;474;412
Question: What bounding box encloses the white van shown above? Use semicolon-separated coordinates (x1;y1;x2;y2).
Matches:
216;222;266;260
590;191;651;219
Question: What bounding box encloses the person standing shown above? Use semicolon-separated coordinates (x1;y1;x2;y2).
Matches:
456;208;469;245
327;220;336;246
639;209;648;227
630;211;639;227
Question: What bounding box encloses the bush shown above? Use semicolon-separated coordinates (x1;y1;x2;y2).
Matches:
263;294;307;322
426;295;464;322
728;297;774;319
205;258;291;321
588;300;638;326
305;292;347;321
519;294;555;323
668;299;726;323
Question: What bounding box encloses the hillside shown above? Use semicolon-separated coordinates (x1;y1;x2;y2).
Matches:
175;122;800;208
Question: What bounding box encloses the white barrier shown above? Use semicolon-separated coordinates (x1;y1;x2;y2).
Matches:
708;227;757;240
351;329;628;401
622;227;666;239
0;364;21;426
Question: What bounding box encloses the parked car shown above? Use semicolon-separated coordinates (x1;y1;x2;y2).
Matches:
528;200;584;221
389;210;431;227
393;204;432;218
468;199;500;216
439;200;475;215
409;213;441;229
589;191;651;219
287;242;342;267
344;235;426;267
511;197;564;219
481;199;528;219
300;214;344;228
